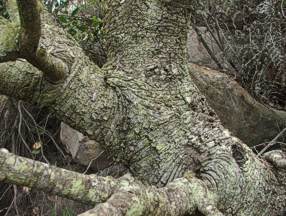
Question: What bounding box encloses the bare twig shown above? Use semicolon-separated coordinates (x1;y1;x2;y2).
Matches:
258;128;286;156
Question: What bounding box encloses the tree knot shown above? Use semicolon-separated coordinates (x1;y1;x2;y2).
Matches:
231;144;247;167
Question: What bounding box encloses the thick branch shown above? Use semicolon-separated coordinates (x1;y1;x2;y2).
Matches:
0;149;222;216
79;175;223;216
17;0;67;83
189;63;286;147
0;148;116;204
1;139;285;216
0;61;42;101
0;0;68;83
17;0;41;55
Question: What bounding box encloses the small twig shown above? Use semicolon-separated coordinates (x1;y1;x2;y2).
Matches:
258;128;286;157
13;185;20;216
83;151;104;174
192;24;224;70
0;185;12;201
17;101;32;155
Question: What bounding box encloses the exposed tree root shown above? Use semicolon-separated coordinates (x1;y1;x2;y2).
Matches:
189;64;286;147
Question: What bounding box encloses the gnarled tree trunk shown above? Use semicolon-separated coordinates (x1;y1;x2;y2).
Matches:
0;0;286;215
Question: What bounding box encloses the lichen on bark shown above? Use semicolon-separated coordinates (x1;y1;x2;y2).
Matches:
0;18;19;59
0;0;286;215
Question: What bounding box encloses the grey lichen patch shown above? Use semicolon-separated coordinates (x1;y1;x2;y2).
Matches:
69;178;86;194
183;171;196;180
126;201;145;216
6;0;20;22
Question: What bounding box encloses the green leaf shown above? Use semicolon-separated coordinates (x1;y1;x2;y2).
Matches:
69;5;79;16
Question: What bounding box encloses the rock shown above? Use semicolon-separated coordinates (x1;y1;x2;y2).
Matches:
60;123;112;171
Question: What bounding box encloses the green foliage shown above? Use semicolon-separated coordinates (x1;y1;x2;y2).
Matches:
58;12;102;42
44;0;104;43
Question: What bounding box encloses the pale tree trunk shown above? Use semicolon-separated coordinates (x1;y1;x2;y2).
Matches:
0;0;286;215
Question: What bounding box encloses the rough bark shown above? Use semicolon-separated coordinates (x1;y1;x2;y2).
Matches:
0;149;222;216
0;0;68;82
0;0;286;215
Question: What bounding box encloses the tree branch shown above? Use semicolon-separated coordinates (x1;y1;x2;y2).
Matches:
0;61;42;102
16;0;41;55
0;0;68;83
189;63;286;147
0;148;116;204
17;0;68;83
1;141;283;215
0;148;223;216
79;174;223;216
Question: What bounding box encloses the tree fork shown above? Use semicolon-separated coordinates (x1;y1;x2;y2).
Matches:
0;0;68;83
1;0;286;215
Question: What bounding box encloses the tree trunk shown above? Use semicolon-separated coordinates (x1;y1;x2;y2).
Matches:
0;0;286;215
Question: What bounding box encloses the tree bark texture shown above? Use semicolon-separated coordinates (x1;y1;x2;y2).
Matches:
0;0;286;215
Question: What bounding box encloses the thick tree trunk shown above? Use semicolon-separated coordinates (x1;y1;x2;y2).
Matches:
0;0;286;215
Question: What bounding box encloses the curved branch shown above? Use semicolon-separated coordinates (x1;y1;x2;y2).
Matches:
0;0;67;83
33;47;69;83
16;0;67;83
16;0;41;55
189;63;286;147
